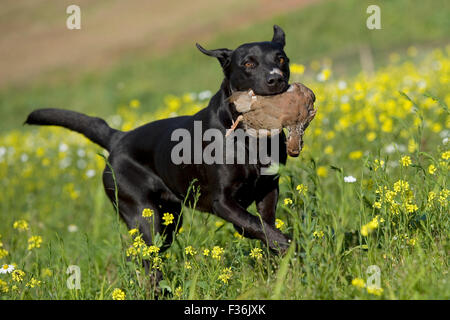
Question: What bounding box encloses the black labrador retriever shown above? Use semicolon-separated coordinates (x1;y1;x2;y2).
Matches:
25;25;293;268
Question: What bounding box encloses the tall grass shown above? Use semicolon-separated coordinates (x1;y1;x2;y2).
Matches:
0;46;448;299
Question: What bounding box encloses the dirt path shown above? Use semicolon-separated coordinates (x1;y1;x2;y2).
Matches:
0;0;315;87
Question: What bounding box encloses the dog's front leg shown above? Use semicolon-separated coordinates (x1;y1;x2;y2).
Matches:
212;196;290;253
255;178;280;227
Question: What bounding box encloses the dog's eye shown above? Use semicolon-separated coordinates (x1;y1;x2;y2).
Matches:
279;57;285;64
244;61;255;68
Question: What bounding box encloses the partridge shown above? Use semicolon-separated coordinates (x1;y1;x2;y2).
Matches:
227;82;316;157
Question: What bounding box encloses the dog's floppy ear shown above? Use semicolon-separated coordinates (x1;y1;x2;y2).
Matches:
271;25;286;48
196;43;233;69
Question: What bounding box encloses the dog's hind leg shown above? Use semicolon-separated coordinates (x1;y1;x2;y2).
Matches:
102;160;167;279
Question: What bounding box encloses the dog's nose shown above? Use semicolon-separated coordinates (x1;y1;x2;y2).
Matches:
266;74;283;86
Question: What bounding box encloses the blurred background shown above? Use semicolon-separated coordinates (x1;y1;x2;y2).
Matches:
0;0;449;132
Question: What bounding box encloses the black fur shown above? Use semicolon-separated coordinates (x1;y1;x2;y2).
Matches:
25;108;123;150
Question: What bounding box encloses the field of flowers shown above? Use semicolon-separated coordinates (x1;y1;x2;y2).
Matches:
0;46;449;300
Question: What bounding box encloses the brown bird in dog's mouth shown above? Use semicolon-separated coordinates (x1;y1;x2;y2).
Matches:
227;82;317;157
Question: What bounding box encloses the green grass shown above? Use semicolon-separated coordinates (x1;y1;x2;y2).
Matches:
1;46;449;299
0;0;449;133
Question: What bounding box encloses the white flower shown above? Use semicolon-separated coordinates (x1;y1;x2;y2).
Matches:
317;73;326;82
110;115;122;127
67;224;78;233
385;143;405;154
59;143;69;153
59;157;72;169
198;90;212;100
338;80;347;90
77;149;86;157
20;153;29;162
344;176;357;183
85;169;95;178
0;264;15;274
340;95;349;103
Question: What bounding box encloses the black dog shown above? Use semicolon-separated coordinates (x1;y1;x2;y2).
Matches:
25;25;292;267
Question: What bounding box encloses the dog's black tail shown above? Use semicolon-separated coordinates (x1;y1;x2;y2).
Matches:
25;108;123;151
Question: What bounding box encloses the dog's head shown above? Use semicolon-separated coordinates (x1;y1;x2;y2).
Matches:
196;25;290;96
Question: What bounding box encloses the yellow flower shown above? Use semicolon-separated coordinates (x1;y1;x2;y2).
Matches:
290;63;305;75
13;219;29;231
428;164;437;175
112;288;126;300
12;269;25;282
393;180;409;193
126;246;138;257
283;198;293;205
366;286;384;296
215;221;225;228
431;123;442;133
249;248;263;260
184;261;192;269
233;232;244;239
129;99;140;109
317;166;328;177
27;236;42;251
42;268;53;278
218;267;232;284
442;151;450;160
132;235;146;248
324;145;334;155
211;246;224;260
152;256;162;270
128;228;139;237
162;212;174;226
202;249;210;256
26;277;41;288
438;189;449;206
275;218;285;230
373;159;385;171
142;245;160;258
319;68;332;81
408;139;418;153
366;132;377;142
326;131;335;140
405;202;418;213
313;230;324;239
296;184;308;195
361;216;382;237
0;248;8;259
406;238;417;246
174;286;183;298
381;119;393;133
351;278;365;289
428;191;436;202
0;279;8;293
185;246;196;256
349;150;363;160
142;208;153;218
361;225;369;237
400;155;412;167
